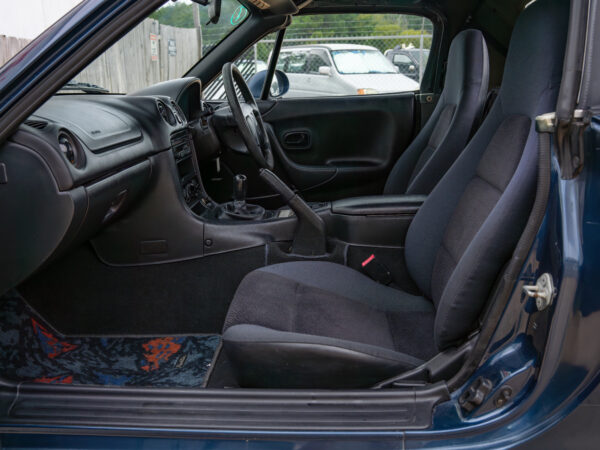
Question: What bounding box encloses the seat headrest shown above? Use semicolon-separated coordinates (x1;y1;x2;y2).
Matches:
442;29;488;105
499;0;569;117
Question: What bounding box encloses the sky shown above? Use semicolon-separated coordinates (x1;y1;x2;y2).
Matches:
0;0;84;40
0;0;192;40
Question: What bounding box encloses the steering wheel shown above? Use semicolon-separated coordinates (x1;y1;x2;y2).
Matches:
222;62;274;170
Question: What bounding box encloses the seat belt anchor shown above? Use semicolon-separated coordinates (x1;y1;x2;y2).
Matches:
361;254;393;285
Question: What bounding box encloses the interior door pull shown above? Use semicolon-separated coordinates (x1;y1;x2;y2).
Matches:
282;130;311;150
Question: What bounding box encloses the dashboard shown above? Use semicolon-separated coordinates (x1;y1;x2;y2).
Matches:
0;77;216;292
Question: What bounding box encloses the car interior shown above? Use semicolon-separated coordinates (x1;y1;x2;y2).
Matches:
0;0;571;427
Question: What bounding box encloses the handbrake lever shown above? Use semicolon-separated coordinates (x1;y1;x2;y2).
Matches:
259;168;327;256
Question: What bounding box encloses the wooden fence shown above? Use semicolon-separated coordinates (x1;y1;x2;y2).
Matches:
0;19;201;93
0;35;31;67
2;19;432;95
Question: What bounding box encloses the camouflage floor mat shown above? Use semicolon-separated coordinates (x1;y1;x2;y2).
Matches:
0;291;220;387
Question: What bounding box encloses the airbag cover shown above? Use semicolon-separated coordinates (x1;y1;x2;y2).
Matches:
34;98;141;152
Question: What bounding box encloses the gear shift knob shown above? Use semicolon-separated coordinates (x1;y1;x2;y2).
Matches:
221;173;264;220
233;174;247;203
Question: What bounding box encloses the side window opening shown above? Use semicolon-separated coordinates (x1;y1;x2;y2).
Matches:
393;54;413;64
287;51;309;74
204;13;433;100
306;51;331;74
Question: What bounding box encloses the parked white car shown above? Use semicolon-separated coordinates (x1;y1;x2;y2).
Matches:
275;44;420;97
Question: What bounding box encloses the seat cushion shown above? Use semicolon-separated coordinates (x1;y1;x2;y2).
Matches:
223;262;436;388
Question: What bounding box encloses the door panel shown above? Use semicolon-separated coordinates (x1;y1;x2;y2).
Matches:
262;92;416;201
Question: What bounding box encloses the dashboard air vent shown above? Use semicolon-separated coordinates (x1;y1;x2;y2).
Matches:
156;100;177;126
171;101;186;124
58;131;85;168
24;120;48;130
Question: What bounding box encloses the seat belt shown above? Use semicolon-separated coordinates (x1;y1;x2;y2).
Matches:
540;0;593;179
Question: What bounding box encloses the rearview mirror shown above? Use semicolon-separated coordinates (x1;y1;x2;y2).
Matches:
318;66;332;76
208;0;221;24
192;0;221;25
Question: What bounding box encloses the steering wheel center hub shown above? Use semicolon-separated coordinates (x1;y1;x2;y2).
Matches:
222;62;274;170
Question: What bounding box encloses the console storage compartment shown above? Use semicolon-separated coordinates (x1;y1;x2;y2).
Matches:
328;195;426;246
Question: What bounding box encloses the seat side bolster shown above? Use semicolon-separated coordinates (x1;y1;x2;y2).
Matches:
223;324;423;388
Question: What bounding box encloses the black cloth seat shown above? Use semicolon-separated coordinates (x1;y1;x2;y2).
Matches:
223;262;436;388
384;28;489;195
223;0;569;388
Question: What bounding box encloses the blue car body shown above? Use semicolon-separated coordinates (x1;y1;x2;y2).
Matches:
0;0;599;448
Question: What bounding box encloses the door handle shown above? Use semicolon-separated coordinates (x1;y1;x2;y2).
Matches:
282;130;311;150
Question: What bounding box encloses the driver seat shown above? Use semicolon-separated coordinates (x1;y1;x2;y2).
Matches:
222;0;568;388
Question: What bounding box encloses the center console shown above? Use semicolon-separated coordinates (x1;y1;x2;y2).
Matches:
171;129;204;208
93;121;426;268
174;137;426;254
328;195;426;247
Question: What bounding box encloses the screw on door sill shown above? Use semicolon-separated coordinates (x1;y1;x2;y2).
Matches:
494;386;513;407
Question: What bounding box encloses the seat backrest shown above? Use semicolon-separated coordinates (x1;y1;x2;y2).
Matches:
405;0;569;350
384;29;489;195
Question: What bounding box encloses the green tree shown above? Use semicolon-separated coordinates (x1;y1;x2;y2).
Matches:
150;3;195;28
149;5;432;54
283;13;432;53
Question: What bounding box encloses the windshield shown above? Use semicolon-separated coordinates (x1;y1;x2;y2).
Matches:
59;0;247;94
331;49;397;75
1;0;85;69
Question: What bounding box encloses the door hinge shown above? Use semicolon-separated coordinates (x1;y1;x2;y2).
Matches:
523;273;556;311
536;109;592;179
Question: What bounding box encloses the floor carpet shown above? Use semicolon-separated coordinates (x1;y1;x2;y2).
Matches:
18;245;265;335
0;291;221;387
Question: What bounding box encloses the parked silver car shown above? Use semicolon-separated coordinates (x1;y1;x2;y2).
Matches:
276;44;420;97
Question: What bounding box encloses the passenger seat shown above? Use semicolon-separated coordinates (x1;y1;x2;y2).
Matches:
384;29;489;195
